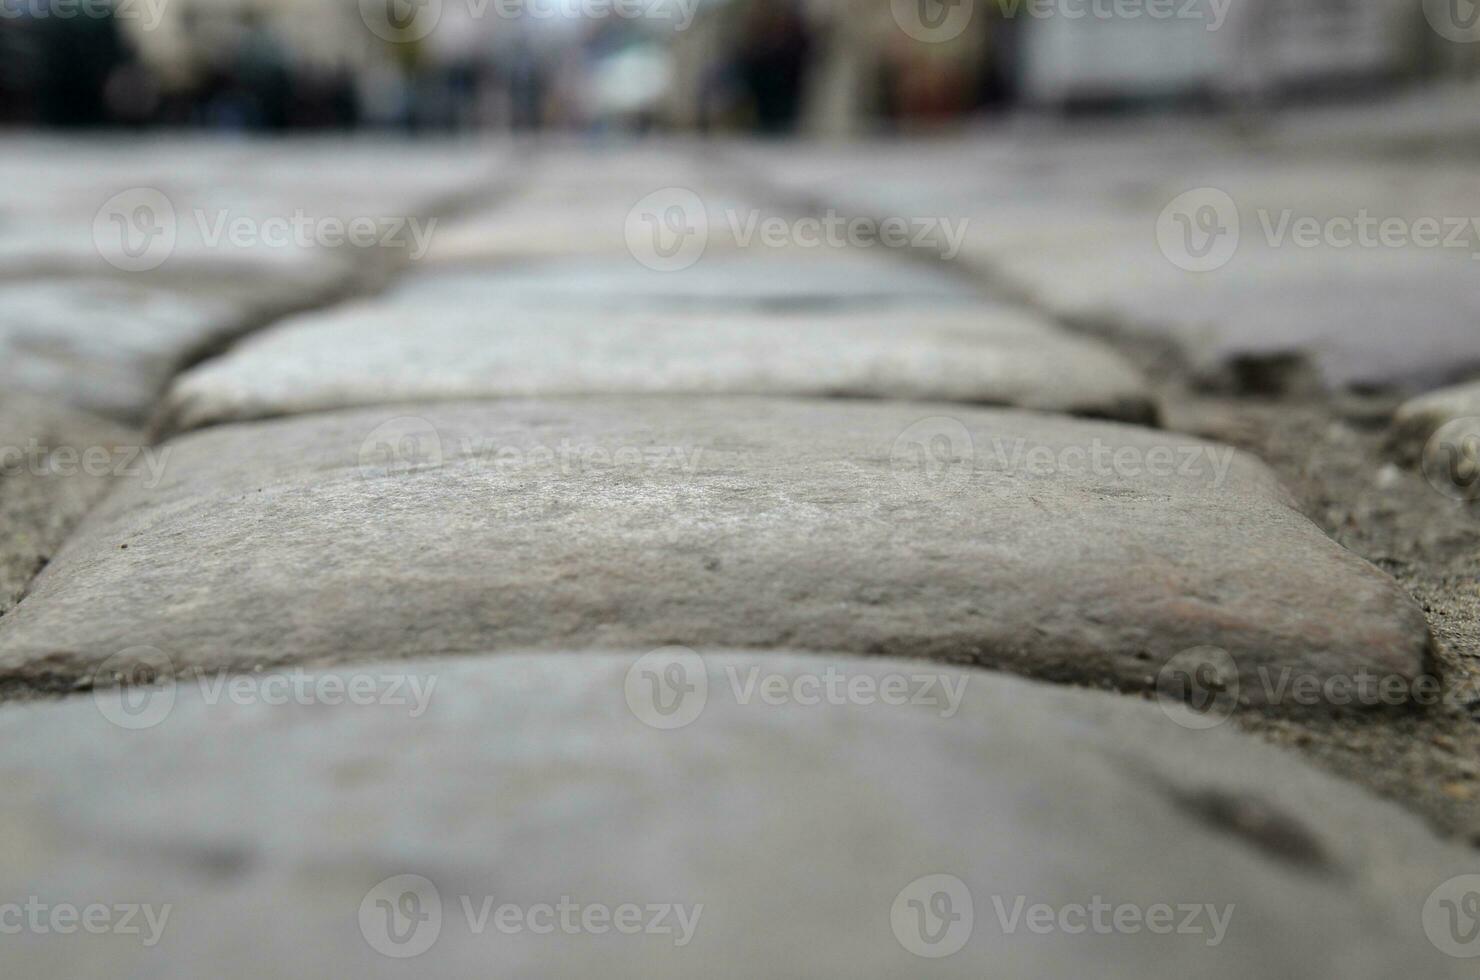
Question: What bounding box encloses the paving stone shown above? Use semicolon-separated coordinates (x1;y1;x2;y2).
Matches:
0;653;1470;978
0;152;454;302
0;392;134;618
1392;379;1480;458
987;235;1480;391
0;398;1427;698
0;279;259;423
421;190;758;266
163;303;1156;431
0;204;360;293
390;252;980;312
750;144;1480;391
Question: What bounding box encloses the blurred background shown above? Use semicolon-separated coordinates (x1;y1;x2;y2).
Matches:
1;0;1475;135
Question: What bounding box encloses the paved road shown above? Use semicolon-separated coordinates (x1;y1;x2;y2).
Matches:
2;129;1480;977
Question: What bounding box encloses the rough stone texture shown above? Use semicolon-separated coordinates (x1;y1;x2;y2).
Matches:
0;653;1470;978
0;279;256;423
0;392;133;618
163;303;1155;431
989;239;1480;391
389;252;980;311
742;140;1480;391
1393;379;1480;457
0;136;495;274
0;210;360;301
0;398;1427;698
421;191;759;266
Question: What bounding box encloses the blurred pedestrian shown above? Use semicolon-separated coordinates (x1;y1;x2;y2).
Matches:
736;0;813;134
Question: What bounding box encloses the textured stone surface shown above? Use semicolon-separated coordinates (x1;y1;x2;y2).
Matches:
0;653;1469;978
745;142;1480;390
163;304;1155;431
1393;380;1480;456
422;191;756;266
0;136;493;285
0;279;254;422
992;241;1480;391
0;393;133;618
0;398;1427;697
389;253;980;311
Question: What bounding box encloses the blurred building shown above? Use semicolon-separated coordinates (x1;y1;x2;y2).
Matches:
672;0;1477;134
2;0;1478;131
1020;0;1422;106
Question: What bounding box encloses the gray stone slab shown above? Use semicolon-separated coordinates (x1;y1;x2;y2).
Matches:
751;143;1480;391
1395;380;1480;444
0;653;1470;978
163;304;1155;431
421;190;758;266
0;393;134;618
0;279;255;423
389;253;980;312
993;239;1480;391
0;398;1427;699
